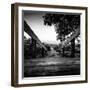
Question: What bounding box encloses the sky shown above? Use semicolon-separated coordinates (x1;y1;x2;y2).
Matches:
24;11;60;44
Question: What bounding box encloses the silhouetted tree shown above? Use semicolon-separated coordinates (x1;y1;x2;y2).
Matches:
43;13;80;57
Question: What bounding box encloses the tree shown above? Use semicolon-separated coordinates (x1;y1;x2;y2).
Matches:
43;13;80;57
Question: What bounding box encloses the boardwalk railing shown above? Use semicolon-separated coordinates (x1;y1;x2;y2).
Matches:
61;27;80;48
24;20;47;51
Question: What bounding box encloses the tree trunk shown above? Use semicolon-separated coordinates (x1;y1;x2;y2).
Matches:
71;38;75;57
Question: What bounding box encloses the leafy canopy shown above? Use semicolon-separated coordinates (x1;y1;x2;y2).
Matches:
43;13;80;41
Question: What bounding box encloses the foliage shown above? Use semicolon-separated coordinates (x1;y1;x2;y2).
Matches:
43;13;80;41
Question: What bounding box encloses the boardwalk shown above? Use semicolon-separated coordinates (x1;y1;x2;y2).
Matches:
24;56;80;77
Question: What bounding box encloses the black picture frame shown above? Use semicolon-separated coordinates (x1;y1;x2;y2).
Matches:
11;3;88;87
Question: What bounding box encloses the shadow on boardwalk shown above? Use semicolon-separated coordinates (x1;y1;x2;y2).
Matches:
24;56;80;77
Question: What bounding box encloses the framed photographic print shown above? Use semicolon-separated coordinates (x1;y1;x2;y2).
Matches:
11;3;88;87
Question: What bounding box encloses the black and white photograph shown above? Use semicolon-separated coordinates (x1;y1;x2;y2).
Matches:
24;11;80;77
11;3;87;87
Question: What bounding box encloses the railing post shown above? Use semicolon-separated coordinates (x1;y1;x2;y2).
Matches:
31;38;36;58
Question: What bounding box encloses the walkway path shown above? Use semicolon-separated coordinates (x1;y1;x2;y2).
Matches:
24;56;80;77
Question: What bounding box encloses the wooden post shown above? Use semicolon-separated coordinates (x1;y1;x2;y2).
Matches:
62;48;65;57
71;38;75;57
31;38;36;58
41;48;45;57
